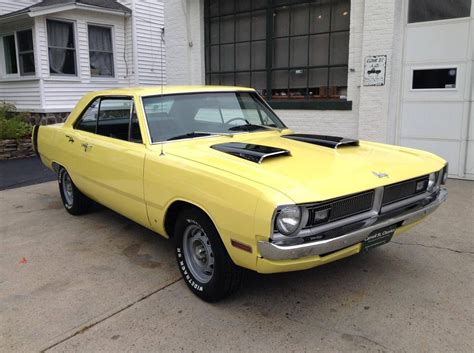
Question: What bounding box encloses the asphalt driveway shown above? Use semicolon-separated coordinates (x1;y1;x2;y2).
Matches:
0;179;473;352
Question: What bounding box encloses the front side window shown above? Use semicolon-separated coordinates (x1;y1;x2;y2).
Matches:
75;97;141;142
47;20;76;75
3;35;18;74
408;0;471;23
88;25;114;77
204;0;350;101
143;92;286;142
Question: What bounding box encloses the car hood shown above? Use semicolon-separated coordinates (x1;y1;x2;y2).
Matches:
155;130;446;204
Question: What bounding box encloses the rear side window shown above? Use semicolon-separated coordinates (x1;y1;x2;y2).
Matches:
75;98;99;133
74;96;142;143
97;98;132;140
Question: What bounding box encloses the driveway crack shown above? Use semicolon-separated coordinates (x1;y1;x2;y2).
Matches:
40;277;182;352
391;241;473;255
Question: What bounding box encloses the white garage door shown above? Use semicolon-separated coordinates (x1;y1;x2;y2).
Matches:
399;0;473;179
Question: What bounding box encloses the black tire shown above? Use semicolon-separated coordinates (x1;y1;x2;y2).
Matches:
58;167;92;215
175;208;242;302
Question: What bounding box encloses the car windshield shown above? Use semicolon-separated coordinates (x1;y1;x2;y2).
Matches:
142;91;286;142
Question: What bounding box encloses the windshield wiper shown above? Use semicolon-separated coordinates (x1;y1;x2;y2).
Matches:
228;123;281;132
167;131;234;141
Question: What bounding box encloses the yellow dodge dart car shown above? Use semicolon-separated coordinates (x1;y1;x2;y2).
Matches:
33;86;448;302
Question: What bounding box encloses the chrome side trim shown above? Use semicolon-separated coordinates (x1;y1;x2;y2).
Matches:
258;188;447;260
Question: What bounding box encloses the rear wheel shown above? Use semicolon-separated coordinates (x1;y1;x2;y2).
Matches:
58;167;92;215
175;208;242;302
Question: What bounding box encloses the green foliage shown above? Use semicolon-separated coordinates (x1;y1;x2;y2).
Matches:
0;102;32;140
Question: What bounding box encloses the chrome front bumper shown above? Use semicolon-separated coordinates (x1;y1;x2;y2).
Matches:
258;188;448;261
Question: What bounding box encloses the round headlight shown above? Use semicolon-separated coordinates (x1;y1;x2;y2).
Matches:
275;206;301;236
427;172;436;191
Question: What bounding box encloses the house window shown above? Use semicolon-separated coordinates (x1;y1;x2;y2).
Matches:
1;29;35;76
47;20;76;75
88;25;114;77
17;30;35;75
408;0;471;23
3;35;18;74
204;0;350;106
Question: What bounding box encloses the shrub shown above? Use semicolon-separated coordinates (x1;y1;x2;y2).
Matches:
0;103;32;140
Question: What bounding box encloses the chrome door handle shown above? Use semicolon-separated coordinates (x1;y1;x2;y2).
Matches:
81;143;92;152
65;134;74;143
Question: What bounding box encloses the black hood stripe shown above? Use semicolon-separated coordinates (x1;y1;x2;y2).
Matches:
282;134;359;149
211;142;290;164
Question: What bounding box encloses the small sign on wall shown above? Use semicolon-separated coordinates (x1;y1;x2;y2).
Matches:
363;55;387;86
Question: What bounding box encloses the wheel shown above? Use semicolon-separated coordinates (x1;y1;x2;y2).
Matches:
175;208;243;302
58;167;92;215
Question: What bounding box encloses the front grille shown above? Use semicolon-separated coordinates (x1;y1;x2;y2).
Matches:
305;190;375;228
382;175;429;205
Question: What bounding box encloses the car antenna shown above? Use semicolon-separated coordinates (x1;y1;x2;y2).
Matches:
160;26;165;156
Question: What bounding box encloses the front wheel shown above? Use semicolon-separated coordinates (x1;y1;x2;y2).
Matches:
175;208;242;302
58;167;92;215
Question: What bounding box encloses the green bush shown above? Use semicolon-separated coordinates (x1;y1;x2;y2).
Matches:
0;103;32;140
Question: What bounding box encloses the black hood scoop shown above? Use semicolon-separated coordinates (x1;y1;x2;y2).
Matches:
282;134;359;149
211;142;290;164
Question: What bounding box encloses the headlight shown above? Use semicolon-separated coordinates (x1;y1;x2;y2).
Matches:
275;206;301;235
427;172;436;191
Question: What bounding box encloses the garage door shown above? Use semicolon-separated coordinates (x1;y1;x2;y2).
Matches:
398;0;473;179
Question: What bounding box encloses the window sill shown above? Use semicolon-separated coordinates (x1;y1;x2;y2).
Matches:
0;76;39;82
45;76;81;82
268;99;352;110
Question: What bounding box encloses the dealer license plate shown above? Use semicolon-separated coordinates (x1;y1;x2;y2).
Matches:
361;224;397;251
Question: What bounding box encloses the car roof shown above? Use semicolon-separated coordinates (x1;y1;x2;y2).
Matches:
88;85;256;97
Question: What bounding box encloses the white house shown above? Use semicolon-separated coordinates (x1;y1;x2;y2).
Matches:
0;0;164;114
1;0;473;180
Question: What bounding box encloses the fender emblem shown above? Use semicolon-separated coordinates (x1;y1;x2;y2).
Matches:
372;171;389;178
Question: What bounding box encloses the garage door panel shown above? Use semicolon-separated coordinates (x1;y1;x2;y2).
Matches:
465;141;474;175
400;102;463;139
400;138;461;174
405;22;469;62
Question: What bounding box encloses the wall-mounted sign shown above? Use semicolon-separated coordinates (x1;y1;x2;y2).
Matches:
363;55;387;86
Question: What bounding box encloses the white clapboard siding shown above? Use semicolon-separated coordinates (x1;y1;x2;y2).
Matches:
0;80;41;109
0;0;37;16
134;0;166;85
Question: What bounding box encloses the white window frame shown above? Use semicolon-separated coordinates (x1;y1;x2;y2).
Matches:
46;18;78;77
0;29;36;78
87;23;116;79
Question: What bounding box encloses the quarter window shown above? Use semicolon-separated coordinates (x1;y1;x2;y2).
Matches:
47;20;76;75
408;0;471;23
204;0;350;101
88;25;114;77
76;98;99;133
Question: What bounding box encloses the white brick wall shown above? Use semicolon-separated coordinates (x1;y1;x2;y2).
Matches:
164;0;404;142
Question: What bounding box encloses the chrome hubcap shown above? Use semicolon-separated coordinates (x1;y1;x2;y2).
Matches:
182;224;214;283
62;172;74;206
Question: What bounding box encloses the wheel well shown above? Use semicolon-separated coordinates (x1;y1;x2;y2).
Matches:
164;201;210;238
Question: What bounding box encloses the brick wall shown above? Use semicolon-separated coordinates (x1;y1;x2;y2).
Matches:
164;0;403;142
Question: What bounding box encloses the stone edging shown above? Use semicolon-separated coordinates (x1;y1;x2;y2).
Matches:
0;138;35;160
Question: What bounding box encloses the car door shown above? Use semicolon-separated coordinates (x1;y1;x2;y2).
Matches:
74;96;149;227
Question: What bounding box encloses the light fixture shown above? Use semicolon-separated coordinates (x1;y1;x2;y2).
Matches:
342;11;349;16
